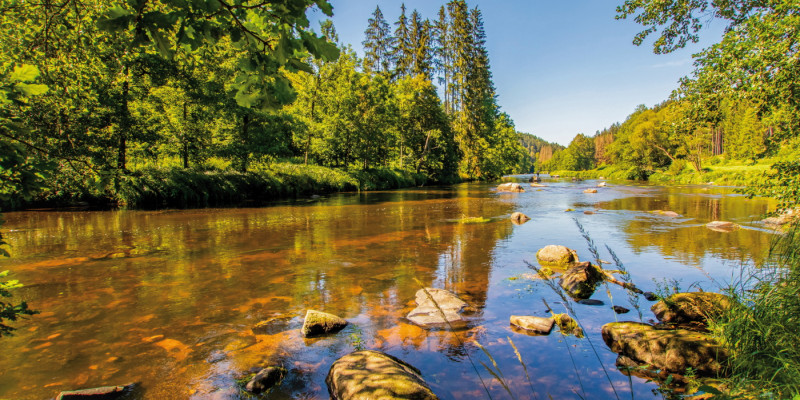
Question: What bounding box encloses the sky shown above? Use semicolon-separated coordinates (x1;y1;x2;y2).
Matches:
308;0;724;146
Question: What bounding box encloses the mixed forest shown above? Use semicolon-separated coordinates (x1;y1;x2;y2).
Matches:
0;0;536;211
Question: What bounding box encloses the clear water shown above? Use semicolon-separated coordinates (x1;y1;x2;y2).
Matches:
0;177;776;399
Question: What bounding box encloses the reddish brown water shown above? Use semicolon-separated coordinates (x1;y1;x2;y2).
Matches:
0;179;776;399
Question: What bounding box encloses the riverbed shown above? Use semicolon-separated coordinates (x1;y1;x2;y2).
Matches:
0;177;777;399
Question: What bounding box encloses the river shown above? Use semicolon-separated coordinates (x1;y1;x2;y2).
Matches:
0;177;777;399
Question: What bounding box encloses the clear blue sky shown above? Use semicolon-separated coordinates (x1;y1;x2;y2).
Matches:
309;0;723;146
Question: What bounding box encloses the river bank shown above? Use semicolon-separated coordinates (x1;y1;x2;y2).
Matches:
1;163;444;211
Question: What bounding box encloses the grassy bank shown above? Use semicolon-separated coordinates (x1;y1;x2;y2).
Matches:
710;224;800;398
549;157;774;186
2;163;435;210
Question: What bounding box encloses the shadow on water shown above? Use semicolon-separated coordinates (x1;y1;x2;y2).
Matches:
0;179;777;399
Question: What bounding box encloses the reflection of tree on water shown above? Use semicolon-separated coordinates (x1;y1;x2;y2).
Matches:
0;185;516;399
595;187;774;264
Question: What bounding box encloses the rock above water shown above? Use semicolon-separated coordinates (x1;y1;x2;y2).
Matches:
612;306;631;314
245;366;287;394
56;384;136;400
559;262;604;299
706;221;740;232
497;182;525;193
536;245;578;266
597;182;607;187
652;292;732;326
301;310;348;337
326;350;439;400
407;288;467;328
643;292;658;301
602;322;729;377
553;313;584;337
577;299;604;306
510;315;555;335
510;212;531;224
583;189;598;194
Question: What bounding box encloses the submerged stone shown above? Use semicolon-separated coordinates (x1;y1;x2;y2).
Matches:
510;212;531;224
245;366;286;394
301;310;348;337
406;288;468;328
510;315;555;335
602;322;728;377
706;221;740;232
497;182;525;193
56;384;136;400
326;350;438;400
612;306;631;314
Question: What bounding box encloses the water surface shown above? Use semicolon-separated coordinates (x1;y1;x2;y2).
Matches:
0;178;777;399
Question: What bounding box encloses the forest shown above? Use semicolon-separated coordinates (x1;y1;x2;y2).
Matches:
0;0;535;210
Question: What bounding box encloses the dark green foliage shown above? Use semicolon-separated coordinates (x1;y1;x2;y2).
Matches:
114;165;431;209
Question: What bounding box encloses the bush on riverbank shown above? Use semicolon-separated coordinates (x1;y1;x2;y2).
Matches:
549;157;773;186
0;163;436;210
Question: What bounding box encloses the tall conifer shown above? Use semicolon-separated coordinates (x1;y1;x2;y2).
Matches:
409;10;433;79
433;6;451;113
392;4;412;78
362;6;393;73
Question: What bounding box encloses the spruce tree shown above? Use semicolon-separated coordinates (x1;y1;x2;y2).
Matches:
362;6;393;73
409;10;433;80
433;6;451;113
392;4;413;78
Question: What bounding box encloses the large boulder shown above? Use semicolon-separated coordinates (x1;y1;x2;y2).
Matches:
56;384;136;400
602;322;728;377
497;182;525;193
510;316;554;335
301;310;348;337
706;221;739;232
651;292;733;326
559;261;604;299
406;288;468;328
536;245;578;266
326;350;438;400
245;366;287;394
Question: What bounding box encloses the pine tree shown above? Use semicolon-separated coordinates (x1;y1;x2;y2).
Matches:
392;4;412;79
409;10;433;79
362;6;393;73
447;0;471;113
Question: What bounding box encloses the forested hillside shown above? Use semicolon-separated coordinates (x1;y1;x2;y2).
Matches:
0;0;530;210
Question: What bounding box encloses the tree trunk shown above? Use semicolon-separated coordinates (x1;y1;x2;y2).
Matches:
240;114;250;173
118;67;129;172
182;101;189;169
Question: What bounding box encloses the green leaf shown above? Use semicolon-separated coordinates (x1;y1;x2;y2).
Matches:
15;83;49;97
9;65;40;82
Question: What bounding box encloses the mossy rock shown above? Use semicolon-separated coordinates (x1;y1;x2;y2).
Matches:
536;245;578;266
652;292;733;326
602;322;729;377
558;261;604;299
326;350;438;400
553;313;584;338
301;310;348;337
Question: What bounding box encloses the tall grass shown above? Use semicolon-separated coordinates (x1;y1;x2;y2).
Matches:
712;224;800;398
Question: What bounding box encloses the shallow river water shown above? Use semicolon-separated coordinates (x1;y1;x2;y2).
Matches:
0;177;778;400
